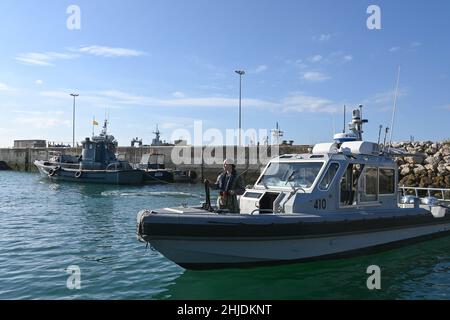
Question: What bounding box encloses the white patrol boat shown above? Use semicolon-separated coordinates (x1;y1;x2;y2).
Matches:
137;106;450;270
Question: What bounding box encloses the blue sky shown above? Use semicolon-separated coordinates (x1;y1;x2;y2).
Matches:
0;0;449;147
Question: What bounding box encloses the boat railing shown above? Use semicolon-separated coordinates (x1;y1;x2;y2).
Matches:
106;163;119;171
399;186;450;204
58;163;79;169
250;209;275;215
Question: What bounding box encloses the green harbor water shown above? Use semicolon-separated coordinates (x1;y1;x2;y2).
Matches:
0;171;449;300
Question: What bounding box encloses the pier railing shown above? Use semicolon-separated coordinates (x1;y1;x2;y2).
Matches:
399;186;450;204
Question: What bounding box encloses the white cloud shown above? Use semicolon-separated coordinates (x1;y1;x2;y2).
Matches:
38;88;340;115
15;46;145;66
198;84;226;91
343;55;353;62
289;52;352;74
15;52;78;66
78;46;145;57
160;122;184;130
12;110;64;115
96;90;146;104
40;89;274;109
389;47;400;53
96;90;276;108
40;90;126;110
328;51;354;64
252;65;268;74
14;116;70;129
159;117;197;130
40;90;73;99
308;55;323;63
0;83;17;92
35;80;44;85
410;41;422;48
157;97;275;108
293;59;308;69
302;71;330;82
313;34;331;42
282;94;337;113
363;89;408;111
172;91;185;98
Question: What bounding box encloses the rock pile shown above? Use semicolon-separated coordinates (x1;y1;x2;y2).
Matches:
392;141;450;188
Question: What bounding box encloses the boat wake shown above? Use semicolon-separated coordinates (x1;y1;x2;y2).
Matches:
101;190;203;198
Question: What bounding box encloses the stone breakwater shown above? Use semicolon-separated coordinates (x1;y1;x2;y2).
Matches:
393;141;450;188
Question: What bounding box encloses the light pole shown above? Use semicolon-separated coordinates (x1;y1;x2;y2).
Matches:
235;70;245;146
70;93;79;148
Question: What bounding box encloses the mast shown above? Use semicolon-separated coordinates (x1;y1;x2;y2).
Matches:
343;105;346;133
101;119;108;136
388;66;401;151
348;105;368;141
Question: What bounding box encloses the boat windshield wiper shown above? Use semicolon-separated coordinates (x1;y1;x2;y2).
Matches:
285;170;305;193
285;170;297;186
260;179;268;189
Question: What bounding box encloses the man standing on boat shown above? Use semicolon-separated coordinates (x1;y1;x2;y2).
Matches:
206;159;245;213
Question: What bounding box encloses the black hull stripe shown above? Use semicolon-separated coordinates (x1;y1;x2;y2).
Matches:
142;221;450;242
141;214;450;239
178;229;450;270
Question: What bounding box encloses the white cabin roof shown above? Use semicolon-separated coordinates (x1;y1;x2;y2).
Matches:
313;141;380;156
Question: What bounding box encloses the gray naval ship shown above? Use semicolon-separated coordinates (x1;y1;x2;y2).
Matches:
137;105;450;270
35;120;144;185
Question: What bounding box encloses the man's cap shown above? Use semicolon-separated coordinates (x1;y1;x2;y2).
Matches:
223;158;235;165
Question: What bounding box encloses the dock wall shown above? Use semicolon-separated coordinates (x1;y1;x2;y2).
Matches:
0;145;310;183
2;142;449;187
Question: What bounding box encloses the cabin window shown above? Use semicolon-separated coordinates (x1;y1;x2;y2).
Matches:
379;168;395;194
360;167;378;202
340;163;364;206
257;162;323;189
319;163;339;190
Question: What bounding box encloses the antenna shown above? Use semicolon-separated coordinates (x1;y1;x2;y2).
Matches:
377;125;383;145
343;105;346;133
388;66;401;151
92;116;96;138
383;127;390;152
271;122;284;145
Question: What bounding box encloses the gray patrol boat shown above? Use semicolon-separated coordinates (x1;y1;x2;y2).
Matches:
137;106;450;269
35;120;144;185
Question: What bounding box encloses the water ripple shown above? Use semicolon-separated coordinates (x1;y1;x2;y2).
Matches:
1;171;450;299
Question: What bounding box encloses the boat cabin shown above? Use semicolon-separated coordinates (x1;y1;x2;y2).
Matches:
240;140;397;215
139;153;166;170
79;120;131;171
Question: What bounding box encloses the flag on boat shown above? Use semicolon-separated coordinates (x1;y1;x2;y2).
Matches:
93;120;99;126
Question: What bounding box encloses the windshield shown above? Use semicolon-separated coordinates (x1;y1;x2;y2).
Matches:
257;162;324;188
